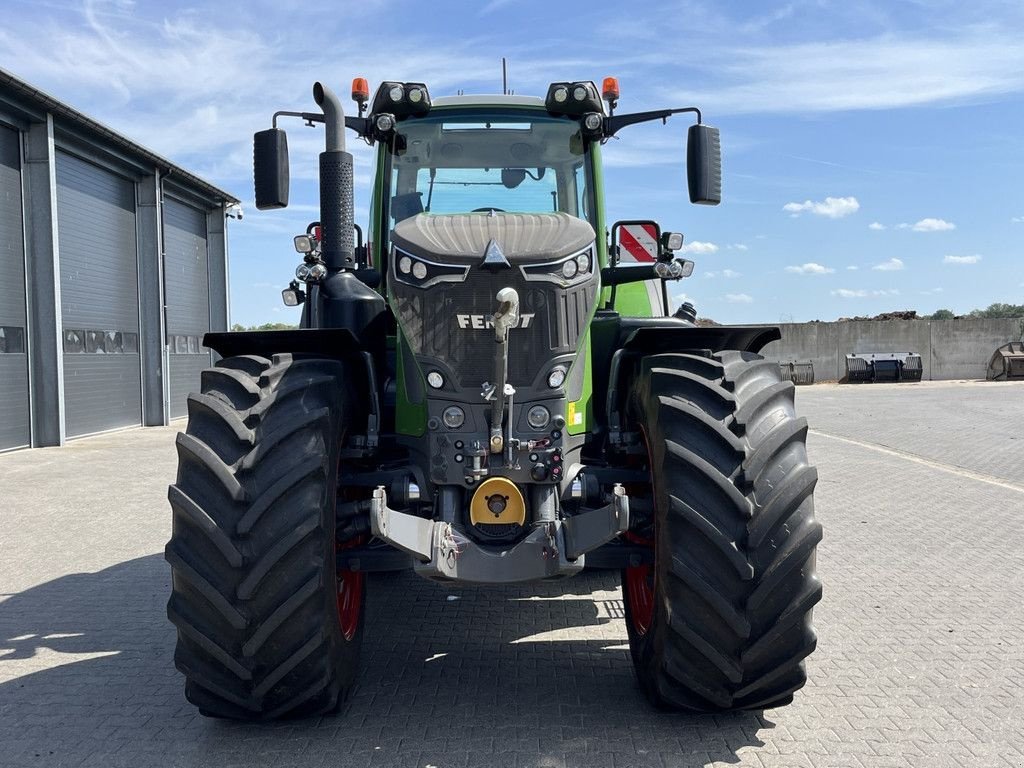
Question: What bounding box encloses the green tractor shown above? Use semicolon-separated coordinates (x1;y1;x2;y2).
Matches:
166;76;821;720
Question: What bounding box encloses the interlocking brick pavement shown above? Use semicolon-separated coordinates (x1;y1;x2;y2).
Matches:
1;381;1022;768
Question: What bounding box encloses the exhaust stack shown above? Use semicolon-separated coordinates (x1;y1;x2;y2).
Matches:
312;82;355;270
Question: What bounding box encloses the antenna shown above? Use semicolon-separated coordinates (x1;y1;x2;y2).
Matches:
502;57;508;95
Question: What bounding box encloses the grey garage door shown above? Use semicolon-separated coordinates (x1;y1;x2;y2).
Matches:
164;197;211;419
0;124;30;451
56;151;142;437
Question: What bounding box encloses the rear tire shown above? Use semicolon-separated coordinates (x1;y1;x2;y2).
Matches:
166;353;364;720
622;351;822;711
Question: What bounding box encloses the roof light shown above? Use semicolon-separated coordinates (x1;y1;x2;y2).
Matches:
351;77;370;103
602;76;620;102
545;81;603;117
370;81;432;119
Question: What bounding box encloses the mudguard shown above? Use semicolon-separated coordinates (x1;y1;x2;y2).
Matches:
617;319;781;356
203;328;365;361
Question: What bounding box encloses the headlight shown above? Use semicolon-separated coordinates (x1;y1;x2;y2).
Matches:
408;87;425;104
561;260;578;279
527;405;550;429
442;406;465;429
412;262;427;280
375;113;396;133
573;85;588;101
388;85;404;102
576;253;590;273
553;86;568;103
427;371;444;389
547;367;567;388
398;256;412;274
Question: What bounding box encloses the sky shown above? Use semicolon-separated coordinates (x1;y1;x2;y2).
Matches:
2;0;1023;325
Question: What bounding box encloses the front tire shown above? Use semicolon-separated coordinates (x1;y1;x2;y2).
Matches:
165;353;364;720
623;351;822;711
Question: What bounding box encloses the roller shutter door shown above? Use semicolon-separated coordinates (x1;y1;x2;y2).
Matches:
164;197;211;419
56;151;142;437
0;124;30;450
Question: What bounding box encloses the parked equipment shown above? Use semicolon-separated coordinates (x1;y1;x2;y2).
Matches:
778;360;815;386
987;341;1024;381
165;76;822;720
844;352;923;383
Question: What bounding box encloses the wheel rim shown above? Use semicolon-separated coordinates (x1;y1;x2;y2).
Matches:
624;425;657;638
336;537;364;641
624;549;654;636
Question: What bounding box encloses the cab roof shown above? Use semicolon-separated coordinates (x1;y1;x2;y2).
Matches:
431;94;546;109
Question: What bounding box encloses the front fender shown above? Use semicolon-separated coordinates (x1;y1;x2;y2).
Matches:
203;329;364;361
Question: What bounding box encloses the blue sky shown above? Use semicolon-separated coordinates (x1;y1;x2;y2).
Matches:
3;0;1023;325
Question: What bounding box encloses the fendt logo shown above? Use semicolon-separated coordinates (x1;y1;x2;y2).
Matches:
456;314;535;329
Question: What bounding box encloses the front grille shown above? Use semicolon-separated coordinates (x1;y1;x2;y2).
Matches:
392;266;598;388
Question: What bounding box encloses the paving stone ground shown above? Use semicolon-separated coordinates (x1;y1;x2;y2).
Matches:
1;380;1022;768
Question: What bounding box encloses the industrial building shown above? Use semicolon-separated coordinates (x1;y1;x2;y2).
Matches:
0;69;238;451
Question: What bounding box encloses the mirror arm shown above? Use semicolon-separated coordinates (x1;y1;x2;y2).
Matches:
271;110;371;139
601;264;663;287
604;106;702;137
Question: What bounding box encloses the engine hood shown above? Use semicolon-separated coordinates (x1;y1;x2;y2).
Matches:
391;212;595;263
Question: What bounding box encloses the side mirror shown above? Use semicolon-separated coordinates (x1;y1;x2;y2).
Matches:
686;124;721;205
254;128;290;210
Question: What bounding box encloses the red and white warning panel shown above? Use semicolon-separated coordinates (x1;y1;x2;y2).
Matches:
617;223;659;263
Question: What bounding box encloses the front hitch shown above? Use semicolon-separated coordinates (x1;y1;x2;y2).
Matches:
487;287;519;455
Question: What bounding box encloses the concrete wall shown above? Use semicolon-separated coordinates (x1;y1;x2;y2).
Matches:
761;318;1023;381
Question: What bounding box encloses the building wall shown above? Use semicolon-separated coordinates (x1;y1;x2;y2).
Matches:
761;318;1023;381
0;123;30;451
0;79;233;449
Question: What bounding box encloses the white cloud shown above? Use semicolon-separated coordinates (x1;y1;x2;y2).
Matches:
680;240;719;254
943;254;982;264
902;218;956;232
920;287;945;295
725;293;754;304
721;268;742;278
831;288;900;298
872;258;905;271
478;0;516;14
783;196;860;219
703;271;717;278
1012;216;1024;223
785;262;835;275
846;266;859;271
670;32;1024;114
730;243;749;251
868;222;886;230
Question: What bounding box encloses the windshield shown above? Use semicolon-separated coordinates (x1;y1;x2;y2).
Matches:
387;111;591;222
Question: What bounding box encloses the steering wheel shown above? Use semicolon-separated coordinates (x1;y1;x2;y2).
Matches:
472;207;506;213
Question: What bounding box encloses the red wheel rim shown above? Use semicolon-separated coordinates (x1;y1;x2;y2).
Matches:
336;537;364;641
624;424;657;637
624;532;655;636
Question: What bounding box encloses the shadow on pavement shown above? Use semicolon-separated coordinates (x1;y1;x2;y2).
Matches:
0;555;771;767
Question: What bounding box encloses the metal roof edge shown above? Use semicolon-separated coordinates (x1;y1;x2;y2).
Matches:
0;66;239;206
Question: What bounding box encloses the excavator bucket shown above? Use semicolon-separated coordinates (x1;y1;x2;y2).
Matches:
986;341;1024;380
